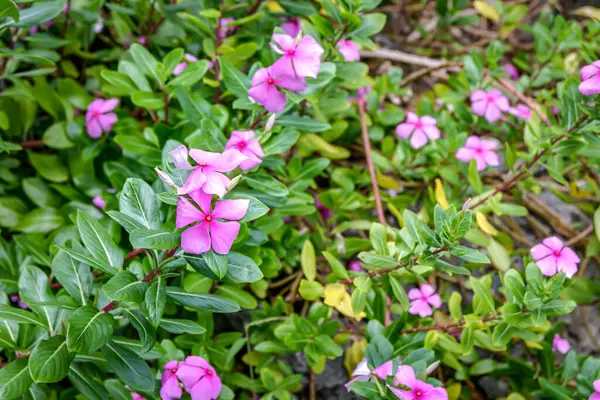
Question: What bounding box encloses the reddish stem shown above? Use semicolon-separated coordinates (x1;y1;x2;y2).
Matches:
20;140;45;149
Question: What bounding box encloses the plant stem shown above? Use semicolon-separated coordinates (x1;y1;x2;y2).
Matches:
400;315;500;335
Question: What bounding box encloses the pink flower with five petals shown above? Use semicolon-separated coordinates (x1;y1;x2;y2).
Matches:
503;63;520;80
336;40;360;62
173;53;198;76
175;356;222;400
408;284;441;317
455;136;499;171
271;33;324;79
160;360;182;400
388;365;448;400
85;98;118;139
579;60;600;96
345;359;394;391
470;89;509;122
248;65;307;113
530;236;580;278
395;112;440;149
552;334;571;354
508;104;531;121
224;130;264;170
590;380;600;400
176;189;249;254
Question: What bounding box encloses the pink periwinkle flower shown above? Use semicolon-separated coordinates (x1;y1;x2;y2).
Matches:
455;136;499;171
314;195;331;221
336;40;360;62
137;36;147;45
224;130;264;170
281;17;301;37
388;365;448;400
348;261;362;272
552;334;571;354
395;112;440;149
176;356;222;400
271;33;324;79
92;195;106;210
173;53;198;76
10;295;28;310
470;89;509;122
177;189;249;254
579;60;600;96
131;393;145;400
345;359;394;391
177;148;247;198
503;63;519;80
248;65;307;113
508;104;532;121
590;380;600;400
218;17;235;40
530;236;580;278
160;360;182;400
552;106;560;115
408;284;441;317
349;86;372;106
85;98;118;139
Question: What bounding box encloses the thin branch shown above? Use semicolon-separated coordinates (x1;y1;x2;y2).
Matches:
400;315;500;335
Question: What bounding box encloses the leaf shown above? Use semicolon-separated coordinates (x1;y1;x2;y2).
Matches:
301;240;316;281
369;222;387;255
77;211;123;273
449;245;490;264
203;250;228;280
389;276;409;310
107;211;144;233
159;318;206;335
470;277;495;315
594;206;600;243
476;212;498;236
0;305;45;328
474;0;499;22
52;250;93;305
403;209;441;247
129;43;160;84
68;364;109;400
434;178;449;209
103;272;148;303
468;160;483;193
299;280;324;301
122;309;155;354
277;116;331;132
0;0;18;23
167;60;210;88
219;58;251;98
67;307;113;354
18;265;56;334
29;336;74;383
0;359;32;400
130;228;180;250
14;235;51;266
120;178;161;230
176;87;207;128
7;0;65;28
224;253;264;283
351;13;386;38
322;251;349;280
56;246;116;277
216;285;258;309
166;286;240;313
101;341;155;392
27;152;69;183
486;238;511;271
145;276;166;326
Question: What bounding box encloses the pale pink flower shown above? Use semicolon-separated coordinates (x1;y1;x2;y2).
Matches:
271;33;324;79
281;17;301;37
169;145;194;170
503;63;519;80
336;40;360;62
455;136;499;171
218;17;235;39
176;356;222;400
579;60;600;96
173;53;198;76
408;284;441;317
85;98;118;139
137;36;147;45
345;359;394;391
224;130;264;170
395;112;440;149
372;361;394;380
160;360;182;400
176;189;248;255
470;89;509;122
348;261;362;272
389;365;448;400
590;380;600;400
508;104;531;121
131;393;145;400
92;195;106;210
177;148;247;198
530;236;580;278
248;65;307;113
552;334;571;354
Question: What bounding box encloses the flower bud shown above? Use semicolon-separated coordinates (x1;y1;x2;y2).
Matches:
424;360;440;376
155;167;176;188
226;174;243;191
264;113;276;132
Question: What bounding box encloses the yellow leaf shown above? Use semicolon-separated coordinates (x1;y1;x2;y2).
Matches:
343;339;366;376
323;284;366;321
434;178;449;209
266;1;284;12
569;180;592;200
447;383;462;400
377;172;400;190
298;134;350;159
474;1;499;22
574;6;600;20
524;340;544;350
476;212;498;236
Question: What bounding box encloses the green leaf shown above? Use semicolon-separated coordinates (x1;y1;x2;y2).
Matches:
468;159;483;193
434;259;471;276
122;309;155;354
77;211;123;274
8;0;65;28
56;246;116;277
492;323;515;346
145;276;166;325
216;285;258;309
322;251;349;279
131;91;163;109
0;305;45;328
504;269;525;305
130;228;180;250
18;265;56;334
539;299;576;316
0;0;19;23
219;58;251;98
100;70;137;92
166;286;240;313
594;206;600;243
66;307;113;354
14;235;51;266
203;250;228;280
245;174;289;197
52;250;93;305
294;158;331;182
176;87;207;128
262;128;299;156
101;340;155;392
351;13;386;38
389;276;409;310
0;359;32;400
129;43;161;84
103;272;148;303
299;279;324;301
167;60;210;88
159;318;206;335
29;336;74;383
277;116;331;132
470;276;495;315
68;364;109;400
107;211;144;233
301;240;316;281
314;335;343;358
224;253;264;283
27;152;69;183
403;209;441;248
358;252;396;268
559;78;582;130
486;239;511;271
120;178;161;230
369;222;387;255
450;245;490;264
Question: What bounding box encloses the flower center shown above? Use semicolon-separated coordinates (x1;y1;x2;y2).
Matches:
286;49;296;57
171;368;177;374
93;110;102;118
553;251;560;257
420;295;428;302
205;214;213;222
238;141;247;150
415;390;423;397
475;147;483;154
206;369;213;376
266;77;275;85
487;96;495;103
415;121;423;129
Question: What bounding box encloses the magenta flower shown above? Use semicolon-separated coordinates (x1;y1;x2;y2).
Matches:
590;380;600;400
177;189;248;254
175;356;222;400
508;104;531;121
131;393;145;400
552;334;571;354
10;295;28;310
281;17;301;37
579;60;600;96
177;148;247;197
348;261;362;272
271;33;324;79
218;17;235;39
408;284;441;317
345;359;394;391
224;130;264;170
169;145;194;170
503;63;519;80
85;98;118;139
552;105;560;115
160;360;182;400
248;65;307;113
137;36;147;45
530;236;580;278
314;195;331;221
389;365;448;400
395;112;440;149
372;360;394;380
455;136;499;171
470;89;509;122
349;86;372;105
173;53;198;76
336;40;360;62
92;195;106;210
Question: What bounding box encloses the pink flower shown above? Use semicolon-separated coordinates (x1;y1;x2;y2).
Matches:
470;89;509;122
590;380;600;400
177;148;247;198
455;136;499;171
395;112;440;149
131;393;145;400
218;17;235;39
345;359;394;391
10;295;28;310
314;195;331;221
336;40;360;62
173;53;198;76
224;130;264;170
579;60;600;96
552;106;560;115
281;17;301;37
248;65;307;113
176;356;222;400
503;63;519;80
92;195;106;210
530;236;580;278
508;104;531;121
137;36;147;45
372;360;394;380
348;261;362;272
169;145;194;170
389;365;448;400
552;334;571;354
348;86;371;105
271;33;324;79
176;189;249;254
408;284;441;317
85;98;118;139
160;360;182;400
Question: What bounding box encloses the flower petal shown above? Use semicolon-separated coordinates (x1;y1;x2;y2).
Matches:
531;243;552;261
87;118;103;139
212;199;249;221
99;98;119;112
409;299;432;317
579;75;600;95
394;365;416;389
175;363;203;389
542;236;564;252
160;374;182;400
202;169;230;198
97;113;117;132
178;167;207;195
535;256;558;277
181;222;211;254
170;145;194;170
410;130;429;149
407;288;422;300
372;360;393;379
209;221;240;254
395;123;415;139
455;147;476;163
176;197;205;228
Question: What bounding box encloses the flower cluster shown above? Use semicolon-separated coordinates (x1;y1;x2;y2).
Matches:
160;357;222;400
470;89;531;123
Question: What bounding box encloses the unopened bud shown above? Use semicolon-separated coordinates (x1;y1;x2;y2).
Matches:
226;174;243;191
424;361;440;376
462;198;471;211
264;113;276;132
155;167;176;188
